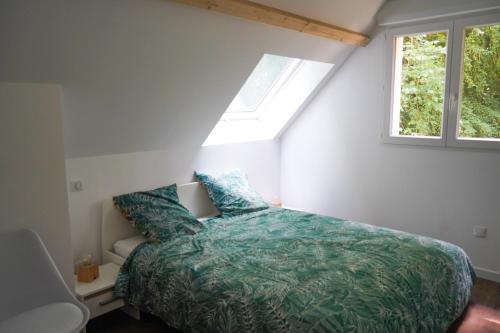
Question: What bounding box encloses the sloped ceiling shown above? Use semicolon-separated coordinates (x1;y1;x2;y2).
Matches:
0;0;384;158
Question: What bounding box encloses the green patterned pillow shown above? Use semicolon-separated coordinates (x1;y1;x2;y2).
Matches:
195;169;269;217
113;184;203;241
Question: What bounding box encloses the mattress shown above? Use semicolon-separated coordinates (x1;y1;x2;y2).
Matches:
113;235;147;258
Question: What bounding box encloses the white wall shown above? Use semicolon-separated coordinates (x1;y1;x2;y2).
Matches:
66;140;280;263
0;83;74;287
281;32;500;282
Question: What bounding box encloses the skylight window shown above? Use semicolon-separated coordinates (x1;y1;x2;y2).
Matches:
226;55;296;115
204;54;334;146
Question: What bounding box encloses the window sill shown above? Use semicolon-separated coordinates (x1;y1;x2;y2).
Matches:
383;134;500;151
383;134;445;147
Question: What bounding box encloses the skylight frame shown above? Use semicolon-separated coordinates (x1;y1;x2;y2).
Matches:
222;57;302;121
203;56;335;147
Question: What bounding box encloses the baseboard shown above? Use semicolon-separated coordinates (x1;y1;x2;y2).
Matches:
474;266;500;283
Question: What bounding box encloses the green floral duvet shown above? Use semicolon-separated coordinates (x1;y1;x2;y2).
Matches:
115;208;475;333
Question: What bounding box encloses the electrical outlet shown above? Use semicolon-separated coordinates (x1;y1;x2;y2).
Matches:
473;226;487;238
70;180;84;192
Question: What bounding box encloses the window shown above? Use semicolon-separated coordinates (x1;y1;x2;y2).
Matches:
385;13;500;149
393;30;449;138
225;55;296;116
203;54;334;146
457;24;499;139
448;15;500;149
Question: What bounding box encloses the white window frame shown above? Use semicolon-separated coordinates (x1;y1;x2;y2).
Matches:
446;13;500;149
222;59;302;121
384;21;454;147
384;12;500;150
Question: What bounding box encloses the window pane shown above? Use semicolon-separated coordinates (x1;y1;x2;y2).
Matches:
458;23;500;139
393;31;448;137
227;54;291;113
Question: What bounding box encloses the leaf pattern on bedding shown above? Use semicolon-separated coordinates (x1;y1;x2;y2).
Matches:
195;169;269;217
115;208;475;333
113;184;203;242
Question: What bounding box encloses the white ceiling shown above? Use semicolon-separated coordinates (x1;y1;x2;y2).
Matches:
253;0;386;33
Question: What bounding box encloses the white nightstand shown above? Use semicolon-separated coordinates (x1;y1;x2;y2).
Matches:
74;263;125;320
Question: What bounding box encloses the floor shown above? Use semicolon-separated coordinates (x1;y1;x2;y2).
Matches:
87;278;500;333
449;278;500;333
87;311;176;333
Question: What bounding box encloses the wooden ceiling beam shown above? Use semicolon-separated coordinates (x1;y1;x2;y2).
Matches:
169;0;370;47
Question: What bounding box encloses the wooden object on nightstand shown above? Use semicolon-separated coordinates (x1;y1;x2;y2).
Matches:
77;263;99;282
74;262;125;320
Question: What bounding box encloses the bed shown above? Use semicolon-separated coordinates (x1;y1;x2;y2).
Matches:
102;182;475;333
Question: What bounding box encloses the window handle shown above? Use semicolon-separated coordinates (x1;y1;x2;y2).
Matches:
449;93;458;113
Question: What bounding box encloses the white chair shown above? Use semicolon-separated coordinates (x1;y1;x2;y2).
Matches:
0;229;89;333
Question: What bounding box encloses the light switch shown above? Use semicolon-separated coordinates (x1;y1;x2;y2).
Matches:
473;226;487;238
70;180;84;192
